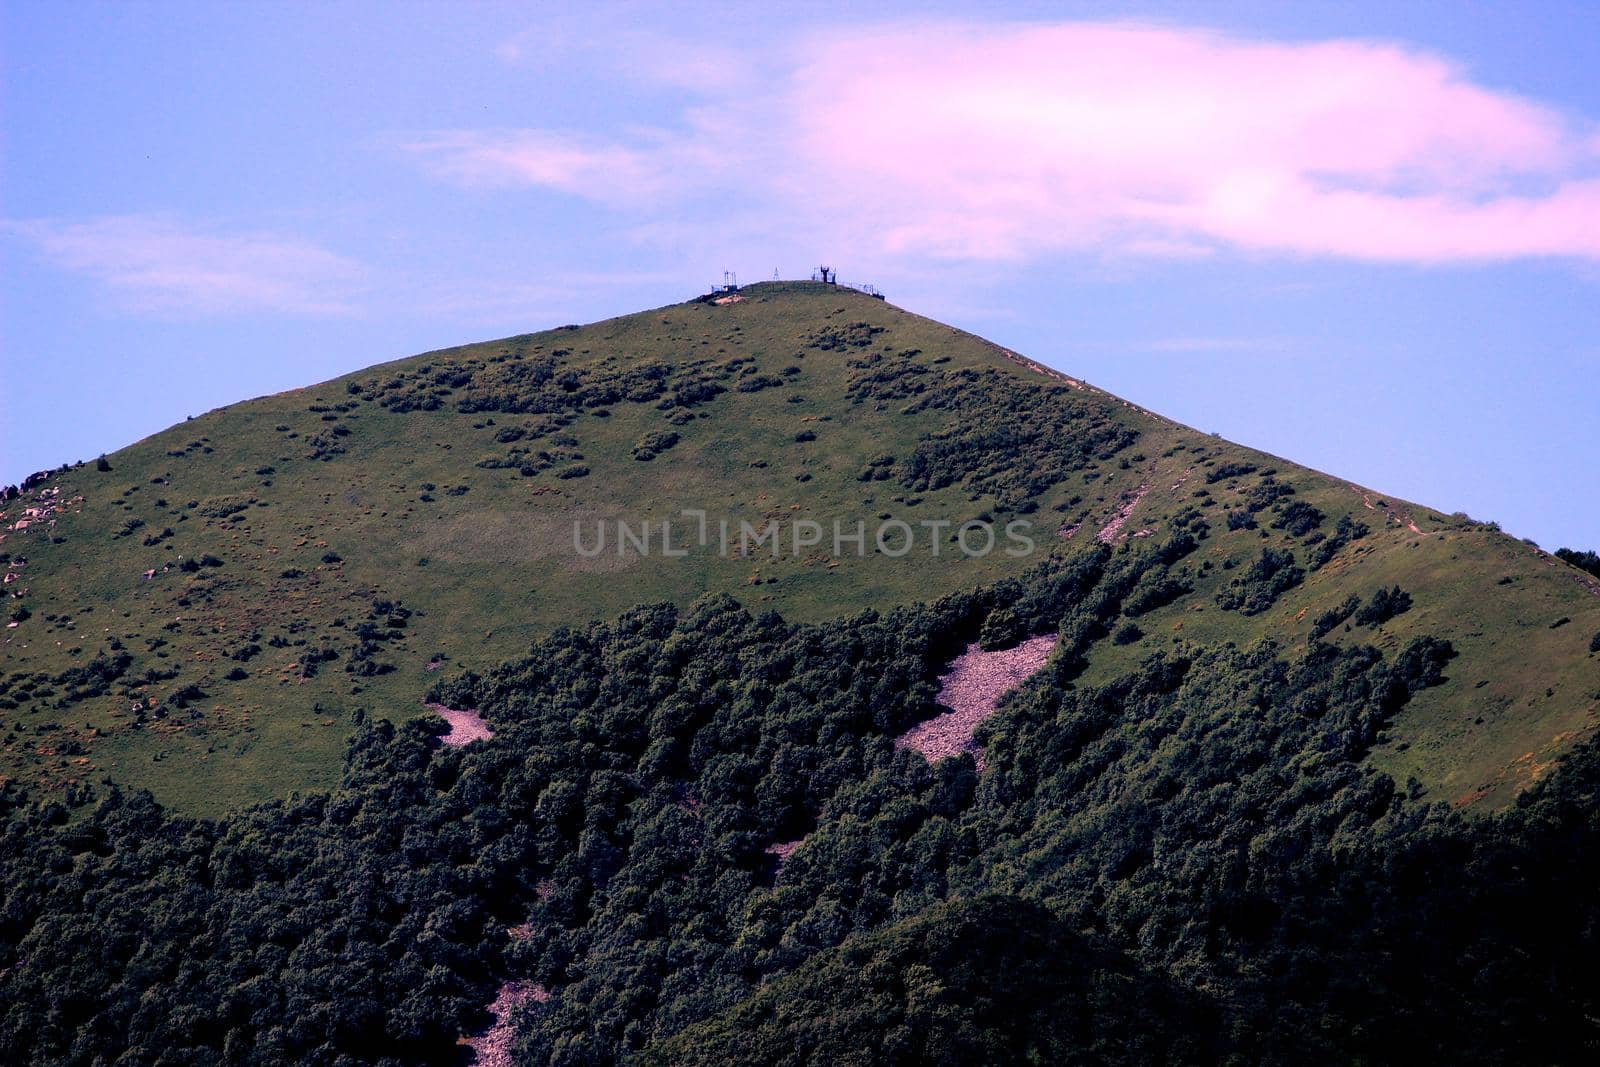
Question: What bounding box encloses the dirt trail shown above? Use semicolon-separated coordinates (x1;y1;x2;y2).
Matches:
1348;485;1425;535
1097;485;1151;543
426;703;493;745
988;342;1087;390
465;981;548;1066
896;635;1057;771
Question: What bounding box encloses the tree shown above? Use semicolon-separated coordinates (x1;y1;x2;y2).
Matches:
1556;547;1600;579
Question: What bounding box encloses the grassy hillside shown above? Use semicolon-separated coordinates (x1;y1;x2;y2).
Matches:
3;281;1596;813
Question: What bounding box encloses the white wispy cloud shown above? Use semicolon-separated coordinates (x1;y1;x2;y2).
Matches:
7;215;364;315
411;19;1600;266
1141;337;1293;354
399;130;667;204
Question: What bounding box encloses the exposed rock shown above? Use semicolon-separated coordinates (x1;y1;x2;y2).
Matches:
465;980;548;1066
426;703;492;745
896;634;1056;770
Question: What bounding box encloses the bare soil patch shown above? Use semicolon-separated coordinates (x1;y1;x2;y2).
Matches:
426;703;493;745
465;980;548;1066
896;634;1057;770
1097;485;1151;543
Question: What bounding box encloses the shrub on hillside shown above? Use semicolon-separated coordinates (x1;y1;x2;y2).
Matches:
1122;567;1191;617
1355;586;1413;627
632;431;680;461
735;374;785;394
1204;461;1258;484
1310;594;1363;642
1216;547;1305;616
1243;476;1295;514
1273;500;1326;538
1308;515;1370;570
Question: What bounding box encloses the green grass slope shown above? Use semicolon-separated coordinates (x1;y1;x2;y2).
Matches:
2;281;1596;813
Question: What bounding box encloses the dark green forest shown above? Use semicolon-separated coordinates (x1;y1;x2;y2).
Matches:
4;535;1600;1064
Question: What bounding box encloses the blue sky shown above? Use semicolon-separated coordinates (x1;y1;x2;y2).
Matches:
4;1;1598;549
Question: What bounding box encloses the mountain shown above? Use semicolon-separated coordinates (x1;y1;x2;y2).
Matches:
4;281;1594;813
3;281;1600;1064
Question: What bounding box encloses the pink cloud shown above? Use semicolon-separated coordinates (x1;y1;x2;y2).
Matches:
792;21;1600;262
414;20;1600;265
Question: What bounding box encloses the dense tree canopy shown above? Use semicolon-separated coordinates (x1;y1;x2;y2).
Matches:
3;540;1599;1064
